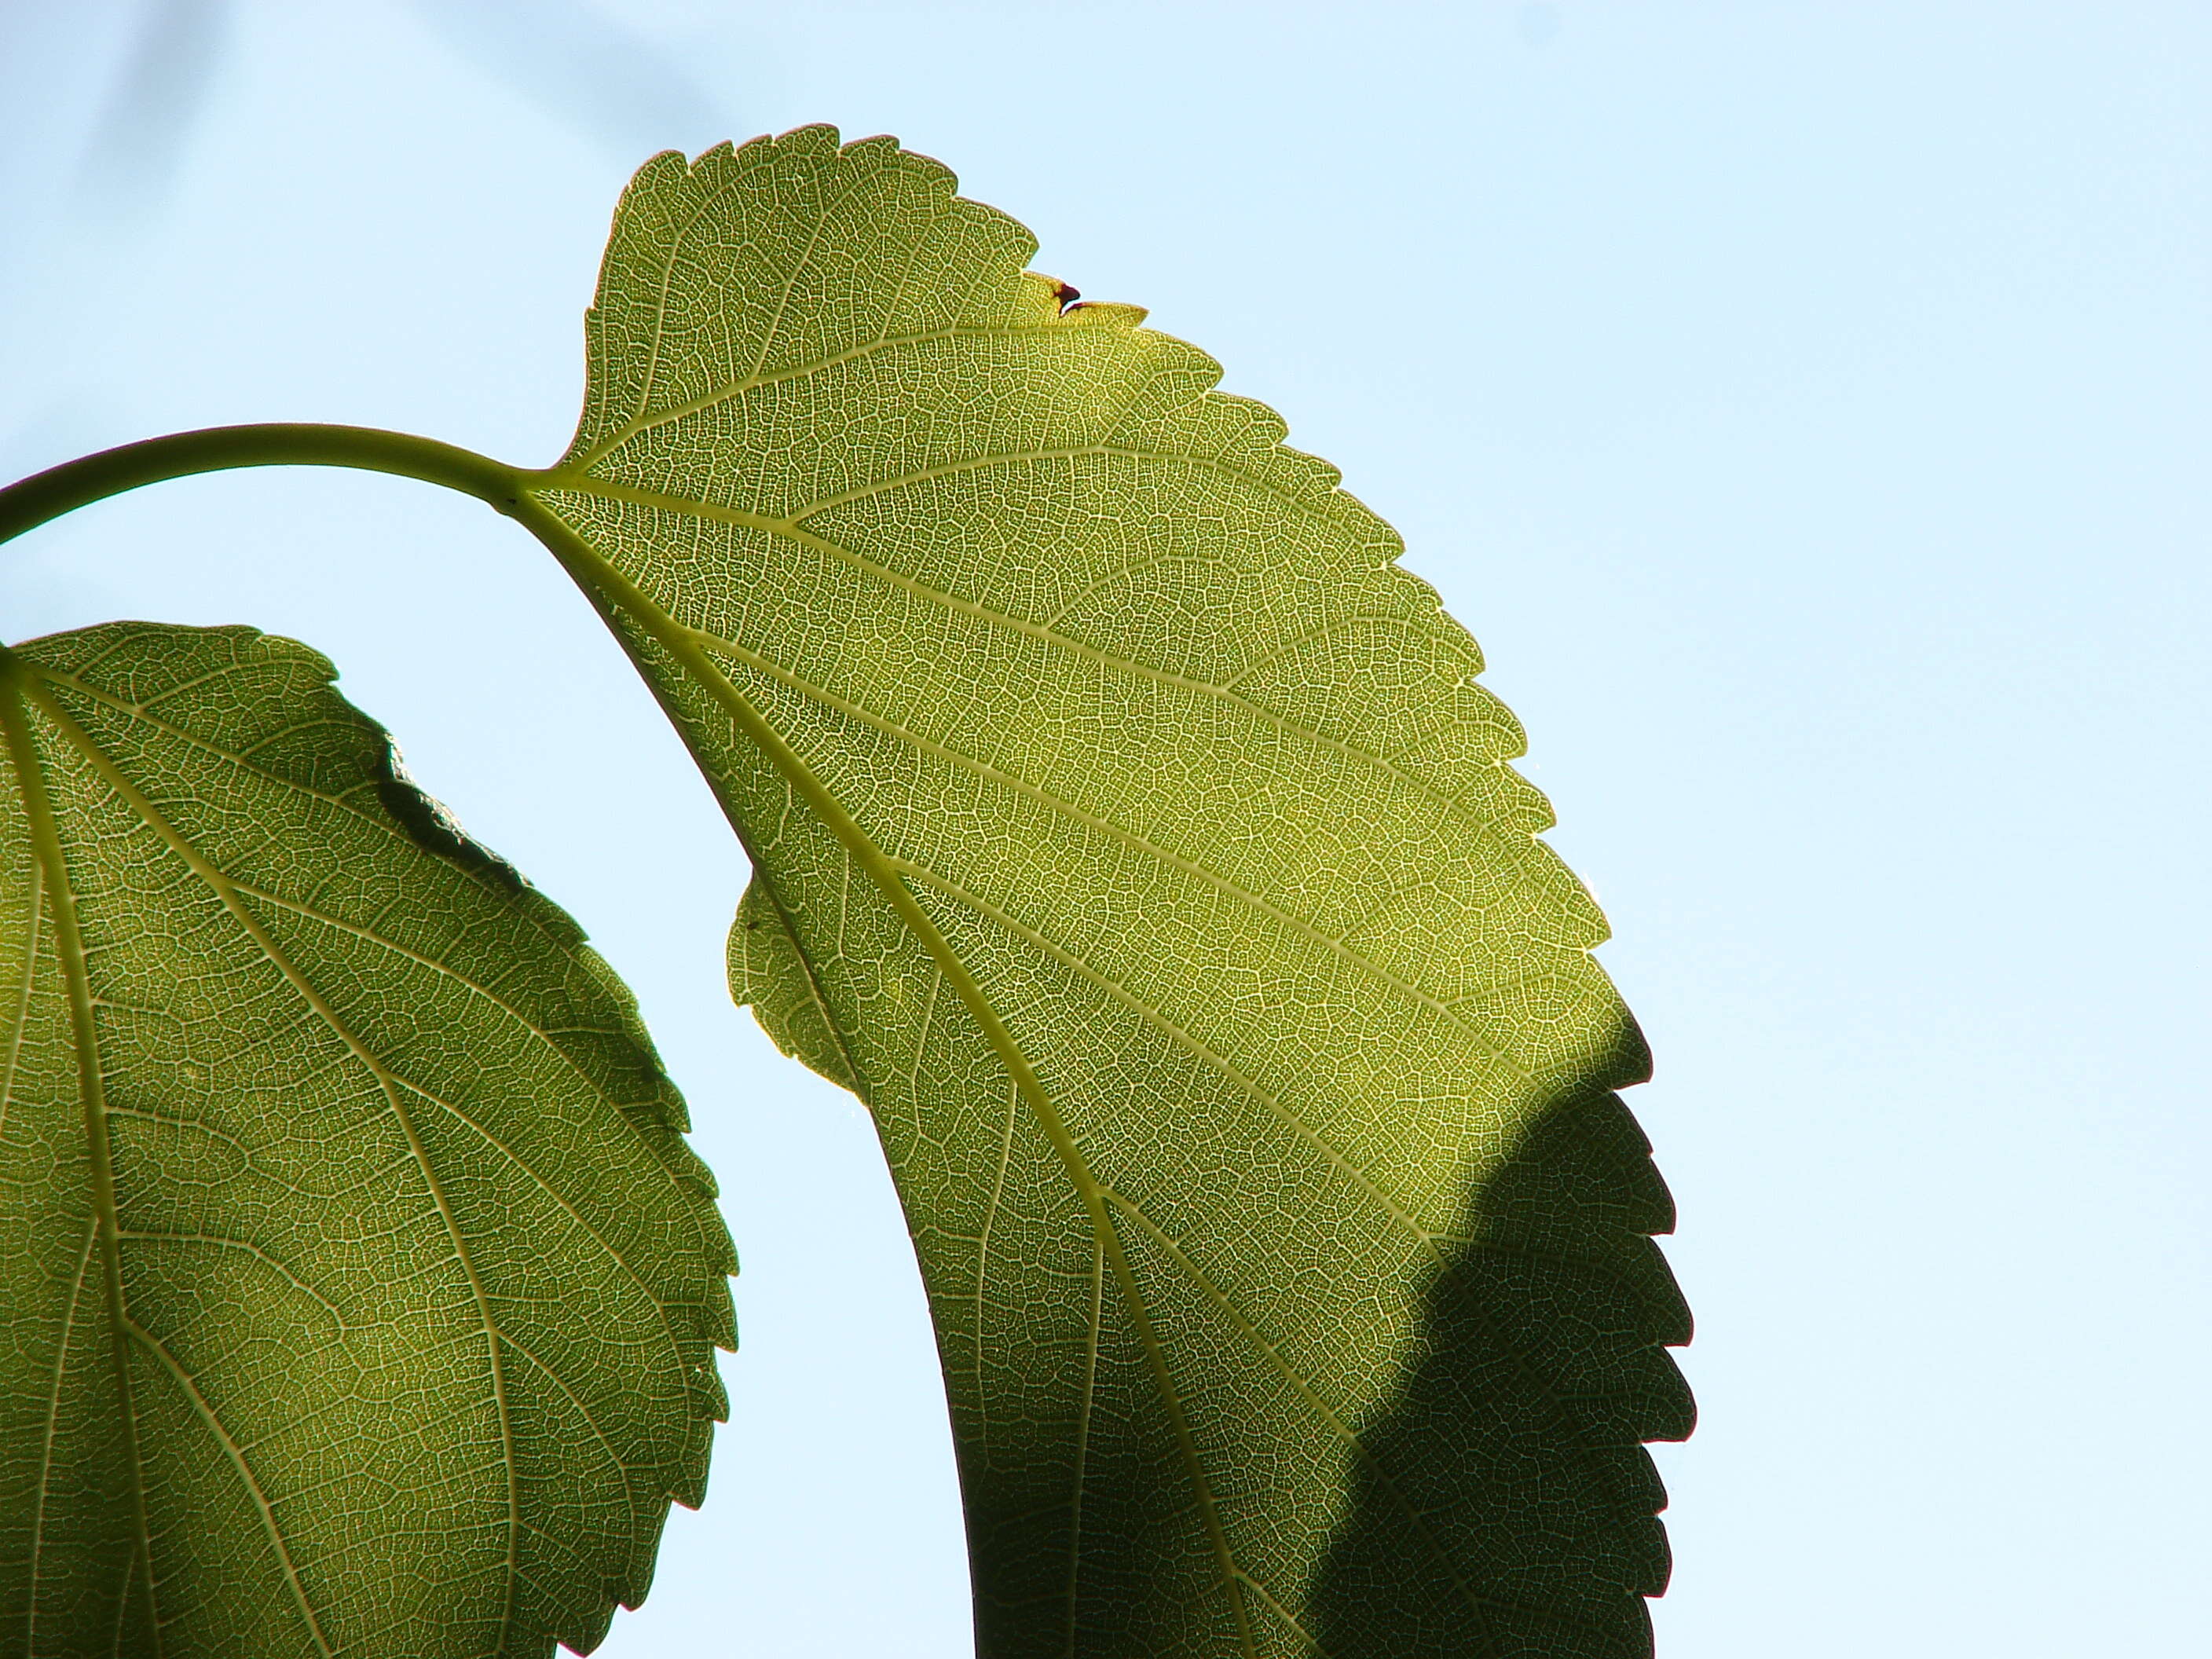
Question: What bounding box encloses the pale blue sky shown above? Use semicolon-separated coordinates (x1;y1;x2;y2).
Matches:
4;4;2207;1655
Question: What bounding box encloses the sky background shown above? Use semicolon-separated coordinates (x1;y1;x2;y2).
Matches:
3;3;2207;1654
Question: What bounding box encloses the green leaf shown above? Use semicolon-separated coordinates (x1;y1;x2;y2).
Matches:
0;623;734;1658
527;126;1690;1657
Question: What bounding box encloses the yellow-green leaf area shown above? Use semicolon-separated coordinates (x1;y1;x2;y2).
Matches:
531;126;1690;1658
0;623;735;1658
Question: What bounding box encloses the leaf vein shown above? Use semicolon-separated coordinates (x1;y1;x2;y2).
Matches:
678;617;1537;1079
539;476;1503;829
123;1320;335;1656
27;1221;100;1654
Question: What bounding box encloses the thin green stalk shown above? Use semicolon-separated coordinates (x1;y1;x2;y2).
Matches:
0;424;526;547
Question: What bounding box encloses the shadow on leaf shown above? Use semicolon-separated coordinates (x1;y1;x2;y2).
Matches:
1307;1038;1694;1659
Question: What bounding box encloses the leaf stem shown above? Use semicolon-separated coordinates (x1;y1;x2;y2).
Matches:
0;424;527;547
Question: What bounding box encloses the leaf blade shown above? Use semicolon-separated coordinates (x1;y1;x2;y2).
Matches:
542;127;1689;1657
0;622;735;1658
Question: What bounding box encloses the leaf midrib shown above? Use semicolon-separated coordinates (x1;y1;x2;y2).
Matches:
0;657;168;1656
515;496;1266;1654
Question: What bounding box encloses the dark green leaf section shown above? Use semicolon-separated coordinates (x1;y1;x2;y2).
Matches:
0;623;734;1658
538;127;1690;1657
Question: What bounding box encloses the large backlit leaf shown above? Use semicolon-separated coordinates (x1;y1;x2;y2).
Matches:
526;126;1690;1657
0;623;734;1658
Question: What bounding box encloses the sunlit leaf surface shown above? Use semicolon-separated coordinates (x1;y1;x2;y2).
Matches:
0;623;734;1658
529;126;1691;1657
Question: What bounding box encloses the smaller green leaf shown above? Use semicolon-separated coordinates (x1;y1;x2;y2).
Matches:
728;875;853;1091
0;622;735;1658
